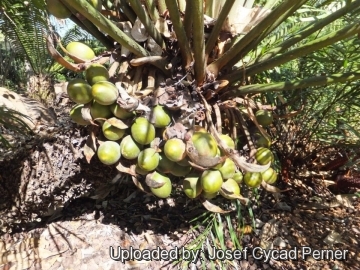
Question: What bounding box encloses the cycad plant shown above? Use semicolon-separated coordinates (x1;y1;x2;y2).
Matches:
0;0;65;103
0;0;50;75
0;0;50;147
44;0;360;208
0;0;92;147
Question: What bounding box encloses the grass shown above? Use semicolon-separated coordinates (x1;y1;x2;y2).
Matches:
174;196;260;269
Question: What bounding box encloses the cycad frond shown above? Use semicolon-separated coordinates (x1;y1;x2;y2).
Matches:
60;24;93;45
0;0;51;74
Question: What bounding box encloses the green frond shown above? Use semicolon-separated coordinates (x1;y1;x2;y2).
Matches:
60;24;93;45
0;0;51;75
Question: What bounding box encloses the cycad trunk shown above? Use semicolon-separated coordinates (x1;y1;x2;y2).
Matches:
0;91;118;233
24;61;55;105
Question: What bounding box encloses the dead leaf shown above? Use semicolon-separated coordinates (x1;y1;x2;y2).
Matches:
81;104;92;123
131;17;148;42
187;160;206;171
164;122;187;139
132;176;146;192
137;88;155;97
115;82;151;112
186;139;226;168
155;17;171;38
232;152;271;173
219;188;250;205
117;21;132;57
116;162;137;176
131;176;152;194
145;172;165;188
147;38;162;56
130;56;164;66
149;137;161;149
335;194;355;209
144;232;155;245
261;180;282;193
199;196;232;213
323;231;344;246
83;131;97;163
139;241;148;251
106;117;129;129
223;6;271;35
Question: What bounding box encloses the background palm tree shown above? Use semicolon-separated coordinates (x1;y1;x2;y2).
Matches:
0;0;50;83
0;0;56;147
0;0;97;148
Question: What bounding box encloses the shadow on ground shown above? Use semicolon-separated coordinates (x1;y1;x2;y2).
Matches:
0;115;359;270
0;123;211;269
0;121;205;235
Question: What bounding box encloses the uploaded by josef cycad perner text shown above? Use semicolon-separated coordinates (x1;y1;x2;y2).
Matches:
109;246;349;264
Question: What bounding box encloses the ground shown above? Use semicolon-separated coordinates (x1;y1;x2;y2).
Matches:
0;188;358;270
0;92;359;270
